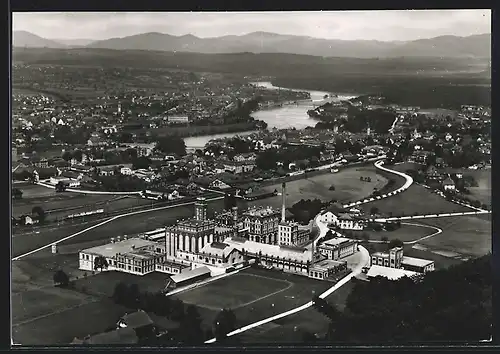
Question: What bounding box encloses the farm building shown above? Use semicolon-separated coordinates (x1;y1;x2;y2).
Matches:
320;211;365;230
165;266;212;290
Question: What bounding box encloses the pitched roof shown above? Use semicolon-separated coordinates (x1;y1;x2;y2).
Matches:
200;242;238;258
170;266;211;284
120;310;154;329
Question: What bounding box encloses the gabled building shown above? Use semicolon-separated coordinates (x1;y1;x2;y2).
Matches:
442;177;456;191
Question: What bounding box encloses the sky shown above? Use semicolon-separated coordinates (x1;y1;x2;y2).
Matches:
12;10;491;42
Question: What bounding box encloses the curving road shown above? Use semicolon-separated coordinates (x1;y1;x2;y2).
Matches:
364;222;443;245
11;196;224;261
342;160;414;209
372;210;490;223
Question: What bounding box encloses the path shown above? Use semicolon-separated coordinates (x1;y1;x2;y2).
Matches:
372;210;490;222
12;195;224;261
342;160;413;209
36;181;142;195
364;222;443;245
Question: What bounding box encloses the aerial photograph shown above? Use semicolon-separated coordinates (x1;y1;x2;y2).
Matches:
11;10;491;346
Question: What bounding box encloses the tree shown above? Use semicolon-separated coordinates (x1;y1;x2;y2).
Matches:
55;181;67;192
329;185;336;191
214;309;237;342
156;136;186;156
132;156;152;170
73;149;83;162
62;151;72;161
31;206;46;223
112;282;129;305
53;269;70;287
179;305;204;344
94;255;109;271
12;188;23;199
388;239;404;249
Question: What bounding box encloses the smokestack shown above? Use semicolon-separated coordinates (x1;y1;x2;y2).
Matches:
281;182;286;223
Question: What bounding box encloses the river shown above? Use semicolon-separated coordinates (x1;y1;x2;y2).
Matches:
184;81;358;149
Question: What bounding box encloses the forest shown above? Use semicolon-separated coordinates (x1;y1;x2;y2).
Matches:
308;254;492;344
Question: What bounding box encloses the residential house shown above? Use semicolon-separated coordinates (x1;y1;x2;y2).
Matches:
31;156;49;169
223;160;255;174
120;167;133;175
209;179;232;190
336;214;365;230
425;165;444;182
87;136;107;147
234;152;257;163
442;177;456;191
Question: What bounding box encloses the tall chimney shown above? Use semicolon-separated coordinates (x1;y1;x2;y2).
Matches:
281;182;286;223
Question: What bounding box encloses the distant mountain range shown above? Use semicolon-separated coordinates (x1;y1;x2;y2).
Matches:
12;30;491;59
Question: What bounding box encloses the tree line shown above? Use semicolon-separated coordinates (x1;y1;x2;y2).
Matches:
306;254;491;344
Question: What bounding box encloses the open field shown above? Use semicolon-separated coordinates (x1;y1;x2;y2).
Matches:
177;273;292;310
239;281;355;343
361;184;472;216
417;215;491;257
12;253;85;293
12;298;128;345
71;271;172;297
249;165;388;209
12;286;95;325
12;221;104;258
390;162;423;173
350;223;433;243
13;193;120;217
13;184;60;199
12;198;224;258
173;267;332;332
417;108;459;119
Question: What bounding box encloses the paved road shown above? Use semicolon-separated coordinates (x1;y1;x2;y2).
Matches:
343;160;413;209
11;195;224;261
204;218;370;344
364;222;443;245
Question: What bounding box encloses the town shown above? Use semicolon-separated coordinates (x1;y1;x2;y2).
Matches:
11;10;491;348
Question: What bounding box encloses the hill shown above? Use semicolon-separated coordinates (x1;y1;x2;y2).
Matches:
13;31;66;48
13;31;491;59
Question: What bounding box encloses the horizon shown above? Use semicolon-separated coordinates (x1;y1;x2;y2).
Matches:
14;29;492;44
13;10;491;42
